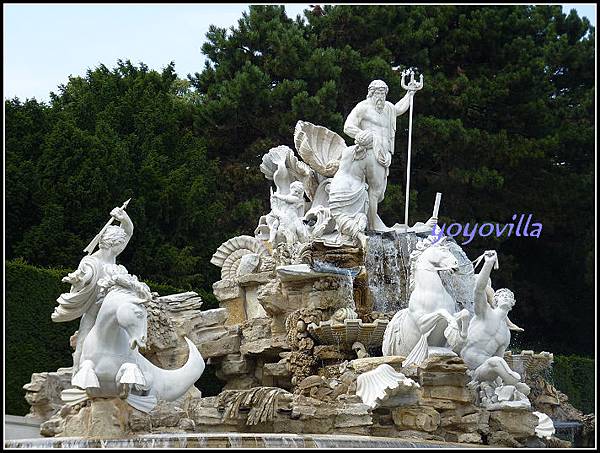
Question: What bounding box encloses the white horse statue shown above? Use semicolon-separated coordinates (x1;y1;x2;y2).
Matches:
382;237;470;367
67;272;205;412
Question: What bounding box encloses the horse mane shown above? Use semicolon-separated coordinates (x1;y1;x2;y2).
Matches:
408;236;447;294
98;272;152;302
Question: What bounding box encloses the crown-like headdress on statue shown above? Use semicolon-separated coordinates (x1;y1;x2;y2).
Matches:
368;79;389;94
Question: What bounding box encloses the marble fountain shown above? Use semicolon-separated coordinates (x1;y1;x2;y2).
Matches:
7;75;593;449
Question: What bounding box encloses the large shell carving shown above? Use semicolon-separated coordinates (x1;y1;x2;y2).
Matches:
259;145;318;200
211;235;271;281
294;120;346;177
260;146;292;179
533;411;555;439
355;364;420;409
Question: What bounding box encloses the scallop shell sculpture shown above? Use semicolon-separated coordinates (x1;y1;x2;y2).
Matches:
259;145;318;200
259;145;293;180
533;411;555;439
355;363;420;409
211;235;270;281
294;120;346;177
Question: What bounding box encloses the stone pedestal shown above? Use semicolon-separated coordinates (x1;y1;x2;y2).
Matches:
62;398;131;438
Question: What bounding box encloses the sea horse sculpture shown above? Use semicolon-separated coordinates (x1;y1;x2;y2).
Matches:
382;236;469;367
67;272;205;412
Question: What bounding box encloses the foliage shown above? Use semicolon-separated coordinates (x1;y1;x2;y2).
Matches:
553;355;595;415
5;5;595;361
6;61;230;294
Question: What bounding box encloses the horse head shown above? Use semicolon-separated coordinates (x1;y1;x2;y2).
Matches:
117;298;148;350
99;273;151;350
417;239;459;273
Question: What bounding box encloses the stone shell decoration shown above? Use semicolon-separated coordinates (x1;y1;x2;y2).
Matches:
259;145;318;201
308;318;389;350
210;235;271;281
355;363;420;409
294;120;346;177
533;411;555;438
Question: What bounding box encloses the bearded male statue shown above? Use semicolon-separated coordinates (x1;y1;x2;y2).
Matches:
343;79;415;230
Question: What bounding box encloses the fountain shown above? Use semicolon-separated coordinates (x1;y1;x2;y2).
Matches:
7;75;594;449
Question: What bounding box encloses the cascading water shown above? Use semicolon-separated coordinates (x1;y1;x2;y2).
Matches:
312;260;358;312
553;421;584;445
365;231;418;313
5;433;472;448
438;239;476;313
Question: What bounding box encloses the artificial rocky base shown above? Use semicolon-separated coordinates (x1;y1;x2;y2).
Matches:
32;356;577;448
23;282;593;447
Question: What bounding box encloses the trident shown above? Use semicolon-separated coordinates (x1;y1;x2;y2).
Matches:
401;68;424;227
83;198;131;255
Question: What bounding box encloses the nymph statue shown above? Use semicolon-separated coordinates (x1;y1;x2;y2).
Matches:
327;135;371;245
256;146;311;246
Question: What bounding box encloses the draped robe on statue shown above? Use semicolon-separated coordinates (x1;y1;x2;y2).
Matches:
53;256;127;373
328;145;370;241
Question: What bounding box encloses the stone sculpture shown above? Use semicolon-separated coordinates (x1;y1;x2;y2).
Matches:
22;71;578;448
355;364;419;408
327;140;370;245
343;79;415;230
460;250;531;410
210;235;272;281
533;411;555;439
53;203;133;375
382;236;469;367
292;110;435;245
69;272;205;412
52;205;205;414
256;146;310;246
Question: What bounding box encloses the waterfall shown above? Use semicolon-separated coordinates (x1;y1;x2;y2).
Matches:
438;239;476;313
365;230;418;314
553;420;584;445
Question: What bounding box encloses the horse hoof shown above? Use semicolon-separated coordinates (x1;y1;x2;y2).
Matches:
72;360;100;389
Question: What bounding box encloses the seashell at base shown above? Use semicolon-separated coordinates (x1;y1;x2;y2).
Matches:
355;363;420;409
533;411;555;439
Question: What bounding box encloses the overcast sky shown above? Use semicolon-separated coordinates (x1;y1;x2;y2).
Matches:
3;3;596;103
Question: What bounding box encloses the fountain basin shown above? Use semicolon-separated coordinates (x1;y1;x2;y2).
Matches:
5;432;485;448
308;318;389;349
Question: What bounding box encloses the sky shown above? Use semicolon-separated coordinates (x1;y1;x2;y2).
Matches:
3;3;597;103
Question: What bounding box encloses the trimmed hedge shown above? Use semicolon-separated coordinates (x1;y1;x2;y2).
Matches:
4;259;212;416
6;260;77;415
552;354;595;415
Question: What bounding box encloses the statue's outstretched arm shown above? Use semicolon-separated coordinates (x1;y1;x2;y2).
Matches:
394;90;415;116
474;251;497;317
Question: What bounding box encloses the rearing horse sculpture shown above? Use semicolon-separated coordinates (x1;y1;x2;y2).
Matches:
69;272;205;412
382;237;469;367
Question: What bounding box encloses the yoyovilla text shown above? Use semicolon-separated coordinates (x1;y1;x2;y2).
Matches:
431;214;542;245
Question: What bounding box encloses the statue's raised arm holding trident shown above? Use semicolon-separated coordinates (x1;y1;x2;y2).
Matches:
401;68;424;227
